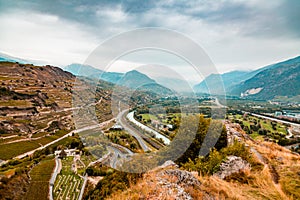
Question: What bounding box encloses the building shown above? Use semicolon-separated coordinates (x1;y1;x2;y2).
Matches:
55;149;77;157
275;111;283;117
110;124;124;131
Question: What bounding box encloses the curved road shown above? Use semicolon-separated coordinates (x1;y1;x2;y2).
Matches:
117;109;151;152
127;111;170;145
49;157;62;200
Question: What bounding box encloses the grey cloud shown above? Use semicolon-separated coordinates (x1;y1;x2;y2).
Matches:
0;0;299;72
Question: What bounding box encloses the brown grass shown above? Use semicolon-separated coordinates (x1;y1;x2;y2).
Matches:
107;139;300;200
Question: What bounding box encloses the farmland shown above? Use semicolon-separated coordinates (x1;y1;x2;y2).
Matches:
24;158;55;200
0;129;70;160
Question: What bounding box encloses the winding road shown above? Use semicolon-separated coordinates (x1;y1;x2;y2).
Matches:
117;109;151;152
49;157;62;200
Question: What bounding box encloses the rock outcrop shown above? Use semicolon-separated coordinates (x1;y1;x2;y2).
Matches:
215;156;250;179
163;169;201;187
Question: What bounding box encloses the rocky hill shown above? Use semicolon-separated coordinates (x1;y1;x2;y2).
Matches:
0;62;74;135
0;61;113;160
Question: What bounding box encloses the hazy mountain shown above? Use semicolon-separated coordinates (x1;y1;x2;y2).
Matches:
0;52;44;65
118;70;155;87
194;56;300;100
64;63;123;84
64;63;103;77
118;70;173;95
154;77;194;93
64;64;173;95
230;56;300;100
193;70;252;94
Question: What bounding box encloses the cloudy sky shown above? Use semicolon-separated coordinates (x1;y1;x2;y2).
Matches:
0;0;300;83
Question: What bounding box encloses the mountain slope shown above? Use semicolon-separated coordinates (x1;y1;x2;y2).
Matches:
118;70;156;88
64;63;123;84
230;56;300;100
155;77;193;93
0;52;45;65
118;70;173;95
193;70;251;94
64;64;173;95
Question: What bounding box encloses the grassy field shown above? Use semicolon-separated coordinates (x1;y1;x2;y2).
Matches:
24;158;55;200
140;114;158;121
0;136;25;144
31;132;48;138
228;114;288;140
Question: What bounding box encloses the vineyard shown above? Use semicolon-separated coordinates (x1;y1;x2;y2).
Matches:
53;156;84;200
24;158;55;200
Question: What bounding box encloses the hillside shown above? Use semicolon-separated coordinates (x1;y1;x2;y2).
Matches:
85;120;300;200
0;62;75;135
193;59;284;95
0;61;113;160
230;56;300;100
193;56;300;101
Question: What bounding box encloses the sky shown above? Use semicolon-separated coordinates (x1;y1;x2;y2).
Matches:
0;0;300;84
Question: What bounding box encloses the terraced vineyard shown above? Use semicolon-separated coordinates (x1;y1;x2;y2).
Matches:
53;157;84;200
54;174;83;200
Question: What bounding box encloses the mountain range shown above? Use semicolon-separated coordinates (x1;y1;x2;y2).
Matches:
64;63;173;95
194;56;300;100
1;52;300;101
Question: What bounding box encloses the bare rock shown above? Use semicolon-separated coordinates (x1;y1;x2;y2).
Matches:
164;169;201;187
215;156;250;179
160;160;179;168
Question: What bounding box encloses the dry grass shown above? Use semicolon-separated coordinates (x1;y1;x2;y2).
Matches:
107;139;300;200
107;172;164;200
198;166;290;200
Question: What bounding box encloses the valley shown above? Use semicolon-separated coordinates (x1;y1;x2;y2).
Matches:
0;59;299;200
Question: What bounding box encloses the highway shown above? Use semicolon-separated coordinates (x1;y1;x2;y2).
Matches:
117;109;151;152
127;111;170;145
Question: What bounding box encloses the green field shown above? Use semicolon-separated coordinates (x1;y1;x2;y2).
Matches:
0;141;40;160
228;114;288;140
0;130;70;160
140;114;158;121
24;158;55;200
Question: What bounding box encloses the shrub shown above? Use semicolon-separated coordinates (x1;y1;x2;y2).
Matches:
182;140;259;176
